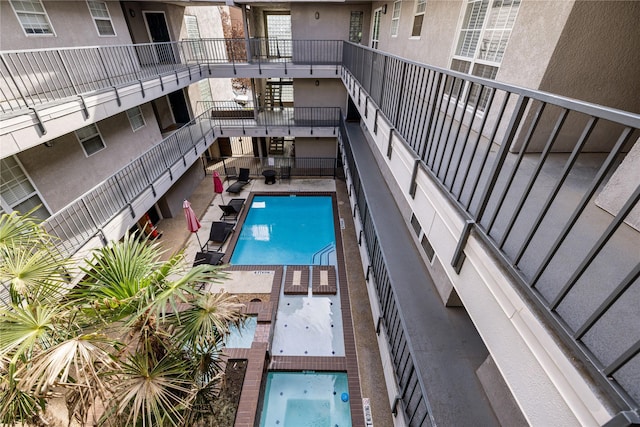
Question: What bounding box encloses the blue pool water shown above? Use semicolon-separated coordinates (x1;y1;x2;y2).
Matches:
223;316;257;348
259;372;352;427
231;196;336;265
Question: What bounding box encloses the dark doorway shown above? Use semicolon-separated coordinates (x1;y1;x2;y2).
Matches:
346;98;361;122
167;89;190;126
218;138;232;157
144;12;175;63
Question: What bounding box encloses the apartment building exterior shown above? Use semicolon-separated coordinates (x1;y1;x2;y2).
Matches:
1;0;639;426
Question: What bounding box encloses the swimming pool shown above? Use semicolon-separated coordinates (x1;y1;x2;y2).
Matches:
259;371;352;427
231;195;336;265
223;316;257;349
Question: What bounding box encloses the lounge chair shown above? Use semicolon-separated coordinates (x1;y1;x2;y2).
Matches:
238;167;251;182
192;251;224;267
226;168;252;194
280;165;291;182
219;198;245;220
202;221;234;252
226;180;248;194
225;167;238;181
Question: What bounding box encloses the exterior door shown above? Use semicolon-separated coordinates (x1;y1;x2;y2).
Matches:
144;11;174;63
371;8;382;49
167;89;190;126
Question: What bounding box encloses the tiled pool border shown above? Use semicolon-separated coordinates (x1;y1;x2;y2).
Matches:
219;192;364;427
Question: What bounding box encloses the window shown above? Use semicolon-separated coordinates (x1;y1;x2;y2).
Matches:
411;0;426;37
86;1;115;36
390;1;402;37
0;156;50;220
76;124;105;156
349;11;364;43
126;107;145;131
451;0;520;107
10;0;54;35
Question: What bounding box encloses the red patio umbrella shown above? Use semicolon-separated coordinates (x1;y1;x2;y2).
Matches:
183;199;203;249
213;171;224;203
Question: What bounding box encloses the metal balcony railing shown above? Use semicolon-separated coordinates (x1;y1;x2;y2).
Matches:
342;41;640;421
36;104;339;261
40;108;215;259
0;39;343;117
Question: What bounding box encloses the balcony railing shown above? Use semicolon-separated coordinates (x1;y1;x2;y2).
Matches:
342;42;640;420
37;105;339;261
0;39;343;117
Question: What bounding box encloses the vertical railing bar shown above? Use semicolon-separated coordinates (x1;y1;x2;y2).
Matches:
418;70;439;160
465;90;513;213
484;101;546;233
530;127;633;287
41;51;65;98
514;116;598;264
442;80;474;184
575;263;640;340
496;108;569;248
14;53;38;104
550;183;640;309
457;87;496;202
448;82;483;197
412;67;429;152
604;338;640;378
426;74;450;168
0;54;30;110
34;51;60;99
435;76;464;178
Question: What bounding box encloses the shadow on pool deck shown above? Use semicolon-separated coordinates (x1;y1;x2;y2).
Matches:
154;173;394;427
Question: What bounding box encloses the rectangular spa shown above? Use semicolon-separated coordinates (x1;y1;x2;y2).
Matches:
259;371;352;427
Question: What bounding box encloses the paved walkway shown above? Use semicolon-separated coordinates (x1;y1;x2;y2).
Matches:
154;172;394;427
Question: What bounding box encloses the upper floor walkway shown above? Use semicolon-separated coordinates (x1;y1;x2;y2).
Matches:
0;38;343;156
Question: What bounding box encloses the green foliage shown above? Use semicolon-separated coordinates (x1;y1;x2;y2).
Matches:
0;211;245;426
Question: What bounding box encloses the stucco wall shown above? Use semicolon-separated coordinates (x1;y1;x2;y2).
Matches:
374;0;462;68
293;79;346;108
538;0;640;113
17;103;162;212
1;1;132;50
295;137;336;158
291;3;370;44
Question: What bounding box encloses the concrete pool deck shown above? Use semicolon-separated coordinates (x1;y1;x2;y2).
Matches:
155;174;393;427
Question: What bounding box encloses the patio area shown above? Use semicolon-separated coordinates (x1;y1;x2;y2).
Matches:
153;173;393;427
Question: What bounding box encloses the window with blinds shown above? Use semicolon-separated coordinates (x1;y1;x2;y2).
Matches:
87;1;115;36
411;0;426;37
0;156;49;219
76;124;106;156
10;0;54;35
451;0;520;108
390;1;402;37
126;107;146;131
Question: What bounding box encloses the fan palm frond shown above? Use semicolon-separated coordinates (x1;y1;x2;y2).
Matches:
16;335;119;399
108;352;195;427
170;291;245;352
0;303;60;362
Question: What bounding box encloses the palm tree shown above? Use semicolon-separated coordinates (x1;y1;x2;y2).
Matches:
0;211;246;426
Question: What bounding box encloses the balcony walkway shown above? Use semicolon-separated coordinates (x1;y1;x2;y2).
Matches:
344;122;500;425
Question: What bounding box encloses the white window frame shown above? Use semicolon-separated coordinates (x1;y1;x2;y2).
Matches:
371;7;382;49
0;156;51;219
9;0;55;37
76;124;106;157
86;1;116;37
411;0;426;38
449;0;521;109
126;106;146;131
390;1;402;37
